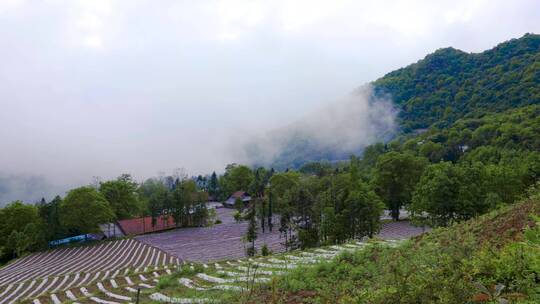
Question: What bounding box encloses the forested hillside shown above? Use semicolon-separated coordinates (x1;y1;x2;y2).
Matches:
374;33;540;131
268;33;540;169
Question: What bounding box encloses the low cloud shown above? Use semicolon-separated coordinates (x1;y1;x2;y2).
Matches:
0;173;59;205
0;1;538;205
237;85;398;168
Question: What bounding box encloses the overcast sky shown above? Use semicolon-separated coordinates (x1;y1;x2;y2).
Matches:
1;0;540;200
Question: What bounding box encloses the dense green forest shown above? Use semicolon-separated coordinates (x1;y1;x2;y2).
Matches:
267;33;540;169
374;33;540;132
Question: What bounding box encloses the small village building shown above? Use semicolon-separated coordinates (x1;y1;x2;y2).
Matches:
223;191;251;208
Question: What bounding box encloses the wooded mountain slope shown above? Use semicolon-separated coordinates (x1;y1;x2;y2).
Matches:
269;34;540;169
374;33;540;131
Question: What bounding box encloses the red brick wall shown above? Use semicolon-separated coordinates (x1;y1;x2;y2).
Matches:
117;215;176;235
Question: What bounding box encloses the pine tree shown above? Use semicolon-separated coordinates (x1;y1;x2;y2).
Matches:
268;188;273;232
268;168;275;232
209;171;218;196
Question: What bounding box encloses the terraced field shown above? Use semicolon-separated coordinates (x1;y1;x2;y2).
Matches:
16;239;401;304
0;239;179;304
136;208;426;262
0;209;427;303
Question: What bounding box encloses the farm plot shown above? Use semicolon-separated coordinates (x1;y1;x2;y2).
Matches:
136;208;284;262
143;240;409;303
137;208;427;263
0;238;179;304
23;239;405;303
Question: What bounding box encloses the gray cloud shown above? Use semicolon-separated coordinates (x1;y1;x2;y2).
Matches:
237;85;397;167
0;0;539;205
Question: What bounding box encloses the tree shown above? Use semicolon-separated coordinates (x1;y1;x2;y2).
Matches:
221;164;254;197
99;174;140;220
37;195;67;241
410;162;490;227
483;164;525;204
0;201;42;246
0;201;45;258
6;230;31;258
410;163;460;226
59;187;115;234
250;167;268;232
299;161;333;177
170;179;200;227
294;186;317;248
5;223;42;258
279;189;296;251
244;204;257;256
359;143;387;175
267;188;274;232
138;178;170;227
419;141;445;162
346;183;385;238
208;171;219;197
373;152;428;220
171;179;187;227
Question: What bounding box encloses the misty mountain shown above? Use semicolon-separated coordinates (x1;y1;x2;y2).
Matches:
249;33;540;169
374;33;540;131
0;174;57;206
241;86;398;170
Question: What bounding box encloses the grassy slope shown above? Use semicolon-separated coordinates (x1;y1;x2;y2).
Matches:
247;195;540;303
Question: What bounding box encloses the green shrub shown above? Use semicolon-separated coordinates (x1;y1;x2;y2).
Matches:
261;244;271;256
156;275;175;290
233;211;242;222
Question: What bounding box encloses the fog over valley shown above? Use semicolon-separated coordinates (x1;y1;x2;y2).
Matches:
1;0;539;205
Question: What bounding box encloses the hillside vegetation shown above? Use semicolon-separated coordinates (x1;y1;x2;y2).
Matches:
269;33;540;169
374;33;540;131
249;192;540;303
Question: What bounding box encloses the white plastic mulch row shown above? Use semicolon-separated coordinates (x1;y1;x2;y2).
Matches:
150;293;211;303
0;281;23;304
24;241;373;304
179;278;206;291
196;273;270;284
97;282;132;301
0;237;175;302
124;276;134;285
50;294;62;304
4;279;36;304
157;241;374;302
90;297;120;304
66;290;78;300
179;277;246;292
139;283;155;288
5;239;130;287
253;262;294;269
80;287;92;297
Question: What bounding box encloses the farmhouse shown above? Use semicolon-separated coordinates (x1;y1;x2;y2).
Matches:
223;191;251;208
